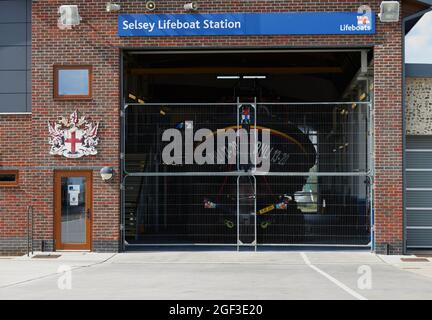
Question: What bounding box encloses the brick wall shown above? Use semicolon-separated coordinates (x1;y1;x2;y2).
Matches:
0;0;408;255
0;115;32;255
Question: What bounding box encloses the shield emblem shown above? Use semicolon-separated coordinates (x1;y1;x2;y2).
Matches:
48;110;99;159
64;128;84;155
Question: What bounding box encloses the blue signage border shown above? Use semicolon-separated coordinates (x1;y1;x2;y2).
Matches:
118;12;376;37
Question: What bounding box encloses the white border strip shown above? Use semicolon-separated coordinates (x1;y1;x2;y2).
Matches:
406;226;432;230
406;149;432;152
300;252;367;300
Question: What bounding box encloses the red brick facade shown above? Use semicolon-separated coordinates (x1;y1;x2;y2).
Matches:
0;0;412;255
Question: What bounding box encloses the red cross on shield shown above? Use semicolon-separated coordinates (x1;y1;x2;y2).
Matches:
64;129;84;154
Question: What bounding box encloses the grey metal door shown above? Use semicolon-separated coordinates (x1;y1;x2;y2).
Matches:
405;135;432;249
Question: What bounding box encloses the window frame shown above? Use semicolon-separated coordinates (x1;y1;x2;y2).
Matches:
0;170;19;187
53;65;93;100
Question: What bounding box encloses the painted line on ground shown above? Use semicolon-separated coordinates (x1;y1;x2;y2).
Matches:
300;252;367;300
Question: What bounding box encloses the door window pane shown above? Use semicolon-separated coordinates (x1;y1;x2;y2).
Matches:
61;177;86;244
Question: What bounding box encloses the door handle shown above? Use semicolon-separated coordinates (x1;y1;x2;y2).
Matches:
87;209;92;220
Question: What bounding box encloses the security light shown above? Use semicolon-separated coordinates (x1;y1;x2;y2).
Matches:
100;167;114;181
184;2;198;11
217;76;240;80
243;76;267;79
106;2;121;12
146;1;156;11
378;1;400;22
58;5;81;27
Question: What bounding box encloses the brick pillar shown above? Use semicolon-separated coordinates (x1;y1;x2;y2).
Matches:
373;21;404;255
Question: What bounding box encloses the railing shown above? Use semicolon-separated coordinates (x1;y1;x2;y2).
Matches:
27;205;33;256
121;101;374;248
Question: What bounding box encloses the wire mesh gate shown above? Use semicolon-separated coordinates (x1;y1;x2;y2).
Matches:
121;101;373;248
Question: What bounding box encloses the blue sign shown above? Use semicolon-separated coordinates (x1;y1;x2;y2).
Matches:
118;12;375;37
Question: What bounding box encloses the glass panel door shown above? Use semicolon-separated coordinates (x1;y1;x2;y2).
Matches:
55;171;92;250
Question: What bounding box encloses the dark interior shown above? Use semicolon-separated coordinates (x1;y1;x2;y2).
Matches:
124;50;366;103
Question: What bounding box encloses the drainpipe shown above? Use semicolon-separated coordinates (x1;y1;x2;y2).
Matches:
402;6;432;255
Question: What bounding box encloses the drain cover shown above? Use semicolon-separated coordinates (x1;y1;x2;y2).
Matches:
32;254;61;259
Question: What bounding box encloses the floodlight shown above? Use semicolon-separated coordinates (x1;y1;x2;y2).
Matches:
58;5;81;27
379;1;400;22
106;2;121;12
184;2;198;11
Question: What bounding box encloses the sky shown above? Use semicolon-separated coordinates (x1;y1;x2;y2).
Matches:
405;11;432;64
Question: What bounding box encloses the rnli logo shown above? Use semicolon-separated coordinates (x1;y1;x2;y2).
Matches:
357;15;371;26
340;13;372;32
48;110;100;159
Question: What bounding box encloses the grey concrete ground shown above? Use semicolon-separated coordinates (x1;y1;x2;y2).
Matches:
0;251;432;300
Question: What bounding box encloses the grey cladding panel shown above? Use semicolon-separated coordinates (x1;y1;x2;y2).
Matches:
0;47;27;70
406;190;432;208
406;136;432;247
26;93;30;112
0;0;31;113
0;94;27;112
406;171;432;188
407;136;432;149
406;64;432;78
0;71;27;93
407;210;432;227
407;229;432;248
406;152;432;169
0;24;27;46
0;0;27;23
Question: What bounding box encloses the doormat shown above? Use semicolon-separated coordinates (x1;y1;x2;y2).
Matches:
401;258;429;262
32;254;61;259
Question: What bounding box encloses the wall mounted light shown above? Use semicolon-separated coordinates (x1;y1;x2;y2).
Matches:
100;167;114;181
146;1;156;11
378;1;400;22
184;2;198;11
216;75;267;80
58;5;82;28
243;76;267;79
106;2;121;12
217;76;240;80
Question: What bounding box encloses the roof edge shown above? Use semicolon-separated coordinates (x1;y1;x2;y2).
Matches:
416;0;432;6
406;63;432;77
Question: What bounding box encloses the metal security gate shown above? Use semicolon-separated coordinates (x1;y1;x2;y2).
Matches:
121;100;373;249
405;136;432;250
